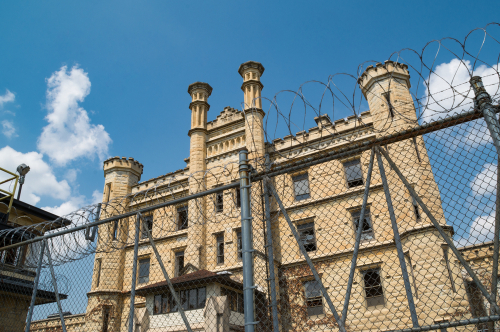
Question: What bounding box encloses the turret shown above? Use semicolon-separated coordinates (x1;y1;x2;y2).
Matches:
358;61;417;133
239;61;266;160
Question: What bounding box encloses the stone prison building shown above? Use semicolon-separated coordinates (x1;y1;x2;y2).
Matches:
28;61;498;332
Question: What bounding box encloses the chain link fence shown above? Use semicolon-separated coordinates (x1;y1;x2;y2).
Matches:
1;23;500;332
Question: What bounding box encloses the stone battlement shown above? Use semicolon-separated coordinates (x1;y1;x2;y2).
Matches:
358;60;411;95
271;111;372;149
103;156;144;177
207;107;244;130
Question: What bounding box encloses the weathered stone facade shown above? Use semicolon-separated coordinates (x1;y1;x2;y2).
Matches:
28;61;498;332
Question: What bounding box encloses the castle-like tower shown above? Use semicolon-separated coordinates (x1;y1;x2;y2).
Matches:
239;61;266;161
86;157;143;332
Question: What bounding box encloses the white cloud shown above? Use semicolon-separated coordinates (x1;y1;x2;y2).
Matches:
0;89;15;107
1;120;17;138
456;213;496;247
41;190;103;216
422;59;500;122
0;146;71;205
37;65;112;166
471;163;497;196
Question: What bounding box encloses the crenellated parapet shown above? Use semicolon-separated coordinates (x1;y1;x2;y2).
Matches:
103;156;143;180
357;60;411;98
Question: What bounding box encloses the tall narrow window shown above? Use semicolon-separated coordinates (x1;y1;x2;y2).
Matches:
236;188;241;208
303;280;324;316
297;222;317;252
382;91;395;118
112;220;119;240
352;209;374;241
175;251;185;277
412;194;421;221
216;234;224;265
141;216;153;239
2;247;19;266
344;159;363;188
362;268;385;307
236;231;242;261
412;137;422;162
95;258;102;288
102;306;111;332
215;191;224;213
442;246;456;292
404;253;418;299
292;173;311;201
138;258;150;284
105;183;111;203
177;206;188;230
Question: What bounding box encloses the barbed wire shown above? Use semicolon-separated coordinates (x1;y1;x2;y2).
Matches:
0;22;499;268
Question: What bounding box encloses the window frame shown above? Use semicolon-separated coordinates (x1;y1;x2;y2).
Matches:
175;250;185;277
292;172;311;201
138;257;150;284
177;206;188;231
343;159;364;188
221;287;244;313
351;209;375;242
361;267;385;308
382;91;395;118
154;287;206;315
140;215;153;239
297;222;317;252
216;234;225;265
215;191;224;213
303;279;324;317
236;230;242;261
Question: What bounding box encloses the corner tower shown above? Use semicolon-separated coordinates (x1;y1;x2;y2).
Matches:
86;157;143;332
358;61;418;134
238;61;266;160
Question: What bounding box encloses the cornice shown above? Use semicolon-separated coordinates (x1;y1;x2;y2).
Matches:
189;100;211;111
238;61;265;77
240;80;264;91
187;82;213;96
243;107;265;118
188;127;208;137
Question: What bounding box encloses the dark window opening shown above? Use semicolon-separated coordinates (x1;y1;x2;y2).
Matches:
95;258;102;288
215;191;224;213
105;183;111;203
177;206;188;230
442;246;456;292
236;188;241;208
297;222;317;252
344;159;363;188
2;247;19;266
382;91;395;118
141;216;153;239
352;209;374;241
102;306;111;332
413;137;422;162
221;287;244;313
412;195;421;221
112;220;119;240
154;287;206;314
175;251;185;277
405;253;419;299
292;173;311;201
138;258;150;284
363;268;385;307
216;234;224;265
304;280;324;316
237;231;242;261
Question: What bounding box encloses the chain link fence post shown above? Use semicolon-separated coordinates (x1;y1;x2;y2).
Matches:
24;240;46;332
128;213;141;332
239;149;257;332
44;239;67;332
263;154;279;332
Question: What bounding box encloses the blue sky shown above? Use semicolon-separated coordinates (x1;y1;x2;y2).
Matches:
1;0;499;320
0;1;498;215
